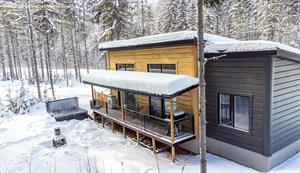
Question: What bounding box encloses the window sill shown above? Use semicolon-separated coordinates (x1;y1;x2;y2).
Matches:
217;124;251;135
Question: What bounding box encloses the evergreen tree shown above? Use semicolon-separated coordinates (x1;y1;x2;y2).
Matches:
94;0;131;41
159;0;179;33
176;0;188;31
187;1;197;30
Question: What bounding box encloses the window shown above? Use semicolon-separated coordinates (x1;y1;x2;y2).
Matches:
116;64;135;71
219;93;251;132
116;64;136;110
148;64;176;74
148;64;177;118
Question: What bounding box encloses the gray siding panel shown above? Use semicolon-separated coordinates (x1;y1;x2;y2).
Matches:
272;57;300;153
206;57;266;155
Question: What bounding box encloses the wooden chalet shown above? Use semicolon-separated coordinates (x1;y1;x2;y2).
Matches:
82;31;300;172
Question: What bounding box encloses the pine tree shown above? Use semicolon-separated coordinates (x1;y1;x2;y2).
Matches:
159;0;180;33
94;0;131;41
187;1;197;30
176;0;188;31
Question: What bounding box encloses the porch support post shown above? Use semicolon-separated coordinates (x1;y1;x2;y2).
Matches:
170;96;176;162
91;85;95;102
101;115;104;128
152;138;156;154
120;91;126;138
137;131;140;145
111;121;115;133
192;88;200;138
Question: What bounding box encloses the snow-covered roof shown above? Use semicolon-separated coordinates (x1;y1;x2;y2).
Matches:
206;40;300;55
98;31;236;51
82;70;199;97
98;30;300;57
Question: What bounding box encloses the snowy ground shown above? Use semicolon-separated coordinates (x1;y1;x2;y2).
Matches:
1;80;300;173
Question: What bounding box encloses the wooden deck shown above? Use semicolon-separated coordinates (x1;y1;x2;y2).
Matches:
93;107;195;146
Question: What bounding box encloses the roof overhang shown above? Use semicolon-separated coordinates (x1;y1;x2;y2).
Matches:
98;31;236;51
205;40;300;62
82;70;199;98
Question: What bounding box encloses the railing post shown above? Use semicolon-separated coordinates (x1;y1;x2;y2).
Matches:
120;91;126;138
170;96;176;162
91;85;95;103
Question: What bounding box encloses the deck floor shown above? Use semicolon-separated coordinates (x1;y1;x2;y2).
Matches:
93;107;195;145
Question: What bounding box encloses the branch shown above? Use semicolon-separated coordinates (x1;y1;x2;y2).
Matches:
204;54;227;65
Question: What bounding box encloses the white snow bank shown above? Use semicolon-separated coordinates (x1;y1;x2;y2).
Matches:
98;31;236;50
82;70;199;96
2;81;300;173
206;40;300;55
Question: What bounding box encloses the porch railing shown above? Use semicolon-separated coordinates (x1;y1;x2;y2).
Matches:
94;100;194;139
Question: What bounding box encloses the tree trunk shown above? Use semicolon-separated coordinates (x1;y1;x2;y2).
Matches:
44;40;50;80
39;41;45;82
73;19;81;82
82;0;89;73
71;27;78;80
26;57;31;80
46;34;55;99
0;32;6;80
26;0;41;99
3;22;14;80
141;0;145;36
60;22;68;86
197;0;207;173
9;25;18;80
15;34;22;79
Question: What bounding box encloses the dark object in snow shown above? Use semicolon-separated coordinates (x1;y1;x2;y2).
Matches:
46;97;88;121
54;127;61;136
52;127;66;148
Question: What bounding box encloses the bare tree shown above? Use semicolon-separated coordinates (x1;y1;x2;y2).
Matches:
0;30;6;80
197;0;207;172
198;1;224;173
26;0;41;99
82;0;89;73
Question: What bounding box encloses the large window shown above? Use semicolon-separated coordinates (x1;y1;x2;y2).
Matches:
219;93;251;132
116;64;136;110
148;64;176;119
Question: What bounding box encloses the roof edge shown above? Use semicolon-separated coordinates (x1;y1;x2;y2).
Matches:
276;48;300;63
99;38;197;51
205;50;278;58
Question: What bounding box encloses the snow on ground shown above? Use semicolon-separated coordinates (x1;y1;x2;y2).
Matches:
1;80;300;173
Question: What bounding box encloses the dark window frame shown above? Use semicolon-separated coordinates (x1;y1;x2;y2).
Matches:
116;63;135;71
147;64;177;118
147;64;176;74
218;92;253;133
116;63;136;109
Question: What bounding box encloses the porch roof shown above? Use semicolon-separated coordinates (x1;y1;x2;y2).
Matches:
82;70;199;97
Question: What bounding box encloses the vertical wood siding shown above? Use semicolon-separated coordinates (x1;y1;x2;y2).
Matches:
206;57;266;154
108;45;198;115
272;57;300;153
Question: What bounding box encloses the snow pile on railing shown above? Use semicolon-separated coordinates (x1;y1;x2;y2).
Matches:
82;70;199;96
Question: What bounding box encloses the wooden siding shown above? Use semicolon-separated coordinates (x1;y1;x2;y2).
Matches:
206;57;267;154
108;45;198;115
271;57;300;153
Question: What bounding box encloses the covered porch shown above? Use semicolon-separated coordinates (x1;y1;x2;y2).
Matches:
83;70;199;161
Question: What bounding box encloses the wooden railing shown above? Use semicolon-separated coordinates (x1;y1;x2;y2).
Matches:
94;100;194;138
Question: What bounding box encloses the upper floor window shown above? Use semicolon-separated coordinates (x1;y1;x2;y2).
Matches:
148;64;176;74
219;93;251;132
116;64;135;71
